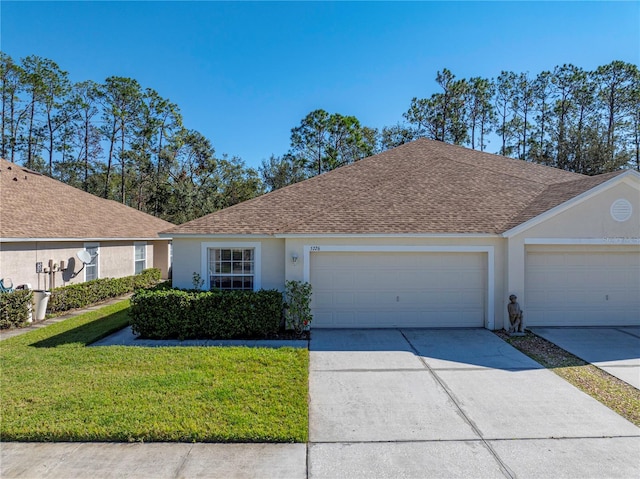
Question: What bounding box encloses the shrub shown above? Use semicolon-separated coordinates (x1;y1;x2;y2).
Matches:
130;288;283;340
48;268;161;314
0;290;34;329
284;280;313;335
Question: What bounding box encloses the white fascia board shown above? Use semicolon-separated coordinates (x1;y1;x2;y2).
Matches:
275;233;499;239
525;237;640;245
0;237;166;243
302;244;495;330
503;171;640;238
166;233;273;239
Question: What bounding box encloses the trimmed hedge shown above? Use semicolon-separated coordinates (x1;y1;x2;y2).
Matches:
130;288;283;340
48;268;161;314
0;290;34;329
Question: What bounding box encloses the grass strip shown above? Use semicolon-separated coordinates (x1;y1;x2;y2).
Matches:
495;330;640;427
1;300;308;442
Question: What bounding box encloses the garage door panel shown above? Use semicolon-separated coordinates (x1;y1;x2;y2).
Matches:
334;292;356;306
566;270;587;284
527;271;548;286
464;269;485;282
353;291;377;305
314;291;336;304
526;251;640;326
311;252;486;328
434;272;463;288
332;273;356;289
361;291;398;305
435;290;463;305
462;290;485;305
404;271;431;284
402;291;441;304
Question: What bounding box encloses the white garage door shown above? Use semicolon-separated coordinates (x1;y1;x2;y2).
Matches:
310;252;486;328
526;251;640;326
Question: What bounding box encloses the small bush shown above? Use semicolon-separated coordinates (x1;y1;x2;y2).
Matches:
130;288;283;340
0;290;34;329
48;268;161;314
284;280;313;334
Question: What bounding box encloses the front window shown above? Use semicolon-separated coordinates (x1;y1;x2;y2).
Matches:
134;243;146;274
208;248;254;290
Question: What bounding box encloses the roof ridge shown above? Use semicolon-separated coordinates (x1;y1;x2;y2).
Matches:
424;145;585;186
551;169;626;185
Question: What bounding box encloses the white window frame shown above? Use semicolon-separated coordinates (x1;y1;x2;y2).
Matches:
83;242;100;282
200;242;262;291
134;242;147;275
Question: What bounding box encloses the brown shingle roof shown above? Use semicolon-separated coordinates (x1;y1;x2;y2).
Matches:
501;171;626;232
1;158;174;239
165;139;614;236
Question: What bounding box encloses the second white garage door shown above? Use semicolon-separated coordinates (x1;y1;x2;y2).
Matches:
526;250;640;326
310;252;486;328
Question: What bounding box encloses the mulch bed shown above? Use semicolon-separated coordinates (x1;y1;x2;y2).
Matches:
264;330;310;341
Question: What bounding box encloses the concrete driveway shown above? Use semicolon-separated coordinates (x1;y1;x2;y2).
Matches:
309;329;640;479
531;326;640;389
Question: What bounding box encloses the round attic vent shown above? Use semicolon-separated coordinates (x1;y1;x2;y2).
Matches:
610;199;632;222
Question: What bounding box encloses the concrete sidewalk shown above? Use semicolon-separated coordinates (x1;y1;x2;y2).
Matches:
1;443;306;479
531;326;640;389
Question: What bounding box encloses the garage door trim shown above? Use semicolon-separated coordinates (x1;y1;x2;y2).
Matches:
303;245;495;329
524;237;640;245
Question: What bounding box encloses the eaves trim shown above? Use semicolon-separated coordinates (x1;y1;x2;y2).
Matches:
274;233;501;239
1;237;170;243
160;233;274;239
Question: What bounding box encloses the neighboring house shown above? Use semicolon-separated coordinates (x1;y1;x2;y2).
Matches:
163;139;640;330
0;158;174;290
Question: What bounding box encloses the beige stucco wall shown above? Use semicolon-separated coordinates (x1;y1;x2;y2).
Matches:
0;241;84;290
100;242;137;278
171;237;285;291
151;240;171;279
506;179;640;320
0;239;172;289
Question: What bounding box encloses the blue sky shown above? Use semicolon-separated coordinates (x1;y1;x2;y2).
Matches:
2;1;639;169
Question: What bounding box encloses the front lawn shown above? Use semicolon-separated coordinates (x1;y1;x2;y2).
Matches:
0;300;308;442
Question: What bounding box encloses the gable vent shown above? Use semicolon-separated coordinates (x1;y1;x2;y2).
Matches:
610;199;633;222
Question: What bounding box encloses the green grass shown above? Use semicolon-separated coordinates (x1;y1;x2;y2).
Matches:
1;300;309;442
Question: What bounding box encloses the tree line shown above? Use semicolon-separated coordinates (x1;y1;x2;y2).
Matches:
264;61;639;189
1;53;261;224
1;52;638;224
